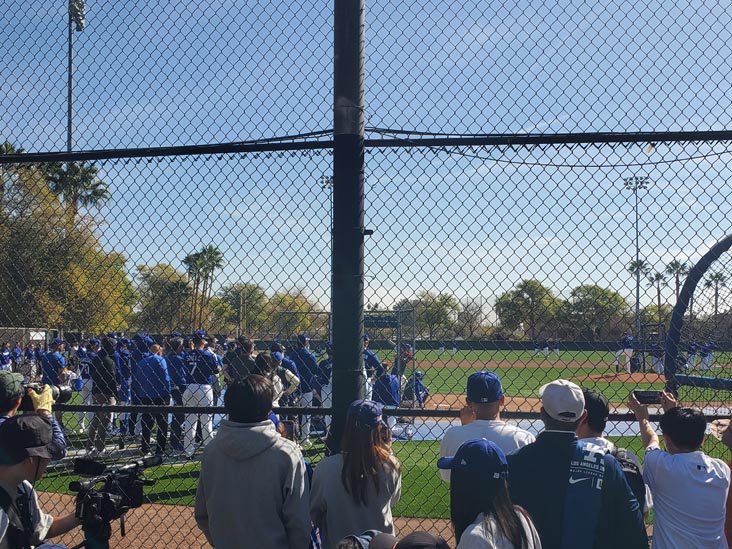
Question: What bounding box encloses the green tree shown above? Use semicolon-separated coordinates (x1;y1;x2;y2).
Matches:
665;260;689;302
46;161;110;229
218;283;268;337
268;290;321;338
568;285;629;340
134;264;192;333
413;291;460;339
495;280;557;339
641;304;672;326
647;271;668;324
627;259;651;278
705;272;728;316
455;298;485;339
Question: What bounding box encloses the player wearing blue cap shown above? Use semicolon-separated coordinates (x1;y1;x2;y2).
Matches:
439;371;534;482
289;334;318;444
182;330;220;457
613;332;634;373
371;364;400;429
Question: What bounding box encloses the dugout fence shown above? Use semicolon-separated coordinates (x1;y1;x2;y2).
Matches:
4;0;732;545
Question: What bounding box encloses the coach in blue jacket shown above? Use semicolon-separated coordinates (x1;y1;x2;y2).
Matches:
132;343;171;456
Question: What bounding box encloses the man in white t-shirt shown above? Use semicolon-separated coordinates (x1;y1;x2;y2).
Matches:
577;388;652;515
629;391;730;549
439;370;535;482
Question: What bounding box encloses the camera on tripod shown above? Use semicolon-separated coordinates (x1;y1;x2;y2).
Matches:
18;382;73;412
68;456;160;549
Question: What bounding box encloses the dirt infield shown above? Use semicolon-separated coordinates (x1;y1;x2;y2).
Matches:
39;491;454;548
428;358;601;369
429;371;667;412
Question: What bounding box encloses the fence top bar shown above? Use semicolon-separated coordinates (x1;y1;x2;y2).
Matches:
3;130;731;164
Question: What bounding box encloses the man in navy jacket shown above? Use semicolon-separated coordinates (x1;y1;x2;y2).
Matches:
132;343;171;456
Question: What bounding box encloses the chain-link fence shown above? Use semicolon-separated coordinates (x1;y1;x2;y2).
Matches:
3;0;732;547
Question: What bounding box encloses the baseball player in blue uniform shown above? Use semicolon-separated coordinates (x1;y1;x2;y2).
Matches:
289;333;318;444
685;340;700;370
700;341;716;371
182;330;220;457
363;334;382;399
613;332;633;373
371;364;400;429
551;339;561;359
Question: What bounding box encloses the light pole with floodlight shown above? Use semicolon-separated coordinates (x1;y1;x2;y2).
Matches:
623;175;650;341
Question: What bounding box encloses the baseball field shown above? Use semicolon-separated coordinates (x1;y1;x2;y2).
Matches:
38;348;732;547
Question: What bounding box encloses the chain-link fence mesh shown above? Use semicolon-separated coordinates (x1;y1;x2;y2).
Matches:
3;0;732;547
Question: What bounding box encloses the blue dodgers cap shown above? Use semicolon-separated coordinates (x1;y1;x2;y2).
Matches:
170;331;182;338
88;338;101;346
437;439;508;480
50;338;65;347
272;351;284;362
193;329;210;341
364;333;370;341
347;399;384;430
466;371;503;403
297;333;310;345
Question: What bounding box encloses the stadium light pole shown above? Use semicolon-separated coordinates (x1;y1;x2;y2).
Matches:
623;175;650;340
68;0;85;153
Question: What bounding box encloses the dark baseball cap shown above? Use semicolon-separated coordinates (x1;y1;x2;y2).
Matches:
395;531;450;549
338;530;397;549
466;371;503;403
0;415;64;465
347;399;384;430
437;438;508;481
582;389;610;426
270;342;284;352
0;371;24;402
50;338;65;347
193;330;210;342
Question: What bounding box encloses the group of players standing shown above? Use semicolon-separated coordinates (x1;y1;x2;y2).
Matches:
0;330;429;457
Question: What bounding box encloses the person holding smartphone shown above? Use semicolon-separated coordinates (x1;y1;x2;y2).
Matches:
628;391;730;548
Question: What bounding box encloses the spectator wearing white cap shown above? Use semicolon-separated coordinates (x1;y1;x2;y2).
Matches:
507;379;647;549
439;371;534;482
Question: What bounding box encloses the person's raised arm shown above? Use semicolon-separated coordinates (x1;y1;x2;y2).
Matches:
628;393;659;449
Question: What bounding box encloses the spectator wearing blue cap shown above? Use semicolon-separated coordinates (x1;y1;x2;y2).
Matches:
363;334;382;400
76;338;99;433
438;439;541;548
439;371;534;483
289;334;318;444
127;334;154;437
311;400;402;549
182;330;220;457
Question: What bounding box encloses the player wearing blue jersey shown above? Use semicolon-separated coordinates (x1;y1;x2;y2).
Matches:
363;334;382;399
289;333;318;444
183;330;220;457
613;332;634;373
686;340;700;370
700;341;717;371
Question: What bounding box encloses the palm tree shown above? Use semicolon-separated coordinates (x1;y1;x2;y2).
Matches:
705;272;727;316
197;245;224;327
665;260;689;302
647;271;668;324
183;251;205;331
47;161;110;228
627;259;651;278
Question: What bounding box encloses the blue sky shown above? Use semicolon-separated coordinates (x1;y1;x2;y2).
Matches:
2;0;732;317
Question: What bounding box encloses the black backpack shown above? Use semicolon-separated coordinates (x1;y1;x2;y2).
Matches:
0;486;32;549
611;447;646;511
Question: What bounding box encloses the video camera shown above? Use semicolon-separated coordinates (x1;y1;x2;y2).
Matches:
68;456;160;549
18;382;73;412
